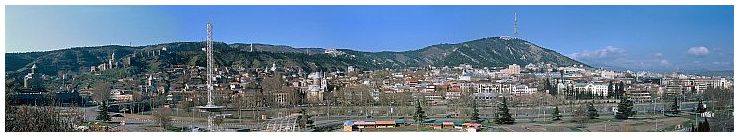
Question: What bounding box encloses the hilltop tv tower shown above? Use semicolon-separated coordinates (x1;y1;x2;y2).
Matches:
197;20;227;132
513;12;519;38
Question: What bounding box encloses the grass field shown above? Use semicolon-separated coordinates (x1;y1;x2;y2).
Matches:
483;114;694;132
355;125;462;132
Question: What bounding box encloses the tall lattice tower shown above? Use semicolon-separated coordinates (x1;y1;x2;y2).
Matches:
513;12;519;38
198;20;226;132
206;21;214;106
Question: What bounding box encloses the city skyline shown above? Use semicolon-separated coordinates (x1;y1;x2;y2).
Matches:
4;5;734;133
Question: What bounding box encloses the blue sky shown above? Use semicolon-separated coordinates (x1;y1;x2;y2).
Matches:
5;5;733;71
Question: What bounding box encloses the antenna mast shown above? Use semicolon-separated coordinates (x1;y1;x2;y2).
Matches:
513;12;519;38
206;21;215;106
198;20;227;132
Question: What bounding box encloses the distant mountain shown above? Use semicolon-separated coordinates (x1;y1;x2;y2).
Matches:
682;70;734;77
345;37;587;68
5;37;588;78
230;43;325;55
5;45;139;76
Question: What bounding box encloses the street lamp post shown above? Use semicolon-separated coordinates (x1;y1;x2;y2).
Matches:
653;96;657;131
539;97;543;118
541;98;548;117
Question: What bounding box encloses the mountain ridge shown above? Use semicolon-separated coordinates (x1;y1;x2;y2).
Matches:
5;36;589;78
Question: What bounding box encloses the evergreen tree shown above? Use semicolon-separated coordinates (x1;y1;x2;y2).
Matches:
470;99;482;123
697;117;710;132
615;98;635;120
551;106;562;121
669;97;681;115
587;102;599;119
494;98;515;124
96;101;111;121
546;79;557;96
695;99;707;113
413;99;427;125
608;81;614;98
617;81;625;98
298;108;314;129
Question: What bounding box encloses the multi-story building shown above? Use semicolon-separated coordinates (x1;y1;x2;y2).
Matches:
500;64;521;75
625;84;660;103
511;85;537;95
572;83;608;97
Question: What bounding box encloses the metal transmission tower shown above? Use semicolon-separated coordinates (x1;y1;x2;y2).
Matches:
197;21;227;132
206;21;214;106
513;12;519;38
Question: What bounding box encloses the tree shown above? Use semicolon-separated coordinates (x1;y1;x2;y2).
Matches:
617;81;625;98
91;80;111;103
544;79;557;96
551;106;562;121
232;95;247;123
697;117;710;132
298;108;314;130
615;98;635;119
92;81;111;121
572;105;589;128
702;87;733;131
608;81;614;98
470;99;482;123
260;74;286;107
96;101;111;121
413;99;427;125
6;106;83;132
213;116;224;130
695;99;707;113
669;97;681;115
494;98;515;124
131;91;146;113
178;98;194;112
153;107;172;129
587;102;599;119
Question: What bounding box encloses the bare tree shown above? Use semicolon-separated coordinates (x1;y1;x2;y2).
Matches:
91;81;111;103
213;116;224;130
153;107;173;129
232;94;247;123
572;105;589;128
260;75;285;107
6;106;83;132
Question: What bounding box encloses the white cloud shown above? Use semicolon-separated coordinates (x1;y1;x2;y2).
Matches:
687;46;709;57
659;59;670;65
654;53;663;57
568;46;625;59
